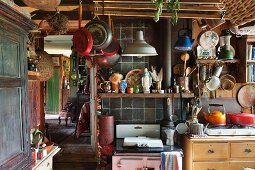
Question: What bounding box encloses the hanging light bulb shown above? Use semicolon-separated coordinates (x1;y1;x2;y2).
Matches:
122;30;158;57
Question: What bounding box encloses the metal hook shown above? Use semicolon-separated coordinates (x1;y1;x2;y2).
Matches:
221;11;226;20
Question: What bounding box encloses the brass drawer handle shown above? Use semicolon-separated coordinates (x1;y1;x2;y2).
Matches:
244;148;252;153
208;149;215;154
207;169;215;170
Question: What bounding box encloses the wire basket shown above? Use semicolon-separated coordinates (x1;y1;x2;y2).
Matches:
36;50;54;81
220;0;255;26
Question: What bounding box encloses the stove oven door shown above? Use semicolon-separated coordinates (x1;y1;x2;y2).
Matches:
112;156;161;170
112;156;143;170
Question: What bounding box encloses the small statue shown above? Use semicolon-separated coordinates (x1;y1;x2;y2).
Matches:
141;68;152;93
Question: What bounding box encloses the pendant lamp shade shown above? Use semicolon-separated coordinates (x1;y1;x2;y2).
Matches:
122;31;158;57
174;35;194;51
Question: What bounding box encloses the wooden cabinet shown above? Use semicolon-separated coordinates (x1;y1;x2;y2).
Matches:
28;80;44;131
237;36;255;83
0;1;36;169
32;146;60;170
183;135;255;170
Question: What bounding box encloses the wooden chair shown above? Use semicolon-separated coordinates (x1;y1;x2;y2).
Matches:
58;101;76;126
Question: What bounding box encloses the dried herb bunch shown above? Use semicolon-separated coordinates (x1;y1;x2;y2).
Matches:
153;0;180;25
46;11;68;34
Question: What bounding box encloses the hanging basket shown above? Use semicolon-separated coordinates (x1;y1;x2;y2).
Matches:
36;50;54;81
220;0;255;26
22;0;61;11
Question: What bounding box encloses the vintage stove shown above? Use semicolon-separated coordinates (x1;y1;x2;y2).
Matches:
205;125;255;136
115;124;164;153
112;124;182;170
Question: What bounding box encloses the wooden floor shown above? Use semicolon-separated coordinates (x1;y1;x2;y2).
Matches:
46;117;97;170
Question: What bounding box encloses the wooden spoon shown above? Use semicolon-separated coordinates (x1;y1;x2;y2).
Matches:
185;67;192;77
180;52;190;76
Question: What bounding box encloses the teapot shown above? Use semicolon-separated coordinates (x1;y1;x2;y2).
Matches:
203;104;226;125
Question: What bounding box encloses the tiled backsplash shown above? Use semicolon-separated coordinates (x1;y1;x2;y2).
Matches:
100;19;164;123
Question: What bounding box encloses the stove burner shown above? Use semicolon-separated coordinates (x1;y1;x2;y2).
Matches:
207;124;255;129
205;124;255;136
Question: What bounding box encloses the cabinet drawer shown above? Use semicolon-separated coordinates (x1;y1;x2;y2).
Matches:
229;161;255;170
231;143;255;158
193;143;228;161
193;162;229;170
35;157;53;170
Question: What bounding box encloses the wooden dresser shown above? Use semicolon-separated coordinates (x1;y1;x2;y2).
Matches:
182;135;255;170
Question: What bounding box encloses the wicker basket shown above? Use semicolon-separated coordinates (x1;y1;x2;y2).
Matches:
36;50;54;81
220;0;255;26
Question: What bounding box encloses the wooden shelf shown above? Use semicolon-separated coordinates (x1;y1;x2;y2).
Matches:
28;71;40;80
99;93;194;98
246;60;255;63
196;59;239;64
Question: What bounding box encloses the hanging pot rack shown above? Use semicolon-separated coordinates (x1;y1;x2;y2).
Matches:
94;0;228;20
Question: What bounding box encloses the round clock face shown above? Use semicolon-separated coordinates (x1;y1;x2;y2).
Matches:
198;31;219;50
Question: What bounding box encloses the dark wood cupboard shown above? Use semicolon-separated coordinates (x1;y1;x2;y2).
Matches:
0;2;36;169
28;79;45;132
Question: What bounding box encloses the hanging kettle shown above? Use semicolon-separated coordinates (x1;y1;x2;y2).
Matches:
174;29;194;51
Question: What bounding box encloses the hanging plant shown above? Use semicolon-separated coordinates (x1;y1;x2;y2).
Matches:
46;10;69;34
153;0;180;25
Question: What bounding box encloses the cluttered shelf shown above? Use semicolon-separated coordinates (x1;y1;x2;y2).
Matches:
98;93;194;98
196;59;239;64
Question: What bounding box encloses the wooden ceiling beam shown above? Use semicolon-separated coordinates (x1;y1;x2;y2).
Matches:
95;10;229;20
94;0;223;5
94;3;226;12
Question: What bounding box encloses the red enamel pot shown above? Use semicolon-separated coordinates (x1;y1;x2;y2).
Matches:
227;113;255;126
72;28;93;56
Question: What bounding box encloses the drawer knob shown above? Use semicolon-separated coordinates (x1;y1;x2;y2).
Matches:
208;149;215;154
244;148;252;153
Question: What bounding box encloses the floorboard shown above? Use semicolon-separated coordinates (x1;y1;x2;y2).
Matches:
45;116;97;170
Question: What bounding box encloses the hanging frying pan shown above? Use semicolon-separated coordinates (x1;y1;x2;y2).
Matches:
85;20;112;50
237;84;255;112
100;35;120;57
72;28;93;56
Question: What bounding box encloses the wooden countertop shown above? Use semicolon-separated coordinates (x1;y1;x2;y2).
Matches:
185;134;255;142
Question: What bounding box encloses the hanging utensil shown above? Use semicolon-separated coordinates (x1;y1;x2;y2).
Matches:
85;19;113;50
